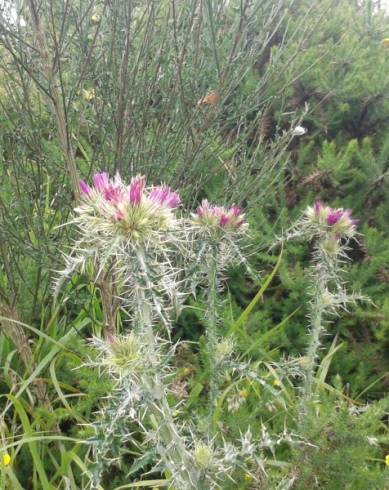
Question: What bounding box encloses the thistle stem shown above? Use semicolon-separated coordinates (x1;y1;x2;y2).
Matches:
205;247;219;430
301;243;336;410
135;248;199;489
99;273;118;338
303;291;325;401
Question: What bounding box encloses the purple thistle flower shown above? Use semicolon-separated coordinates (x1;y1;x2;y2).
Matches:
103;185;123;203
128;175;145;206
343;209;359;227
230;205;243;217
93;172;109;192
307;201;358;236
79;180;92;196
74;172;180;240
194;200;246;231
149;185;180;209
164;191;180;209
314;200;322;214
326;210;343;226
196;200;210;217
219;213;229;227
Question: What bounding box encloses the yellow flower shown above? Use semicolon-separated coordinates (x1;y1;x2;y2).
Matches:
182;367;192;377
273;378;282;387
239;389;248;399
385;454;389;467
82;89;95;101
91;14;101;24
3;453;11;466
382;38;389;48
244;473;253;482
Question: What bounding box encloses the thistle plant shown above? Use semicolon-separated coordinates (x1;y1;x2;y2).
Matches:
190;200;248;429
88;333;199;489
57;172;184;333
281;201;361;408
58;171;201;488
58;174;297;489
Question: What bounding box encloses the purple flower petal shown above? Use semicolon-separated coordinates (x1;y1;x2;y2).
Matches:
219;213;229;227
230;205;243;217
195;200;246;230
149;185;180;208
79;180;91;196
314;200;322;214
103;185;122;203
128;175;145;205
326;210;343;226
93;172;109;192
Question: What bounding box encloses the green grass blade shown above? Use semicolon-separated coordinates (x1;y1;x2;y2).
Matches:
114;480;169;489
242;306;301;357
227;249;283;337
7;395;53;490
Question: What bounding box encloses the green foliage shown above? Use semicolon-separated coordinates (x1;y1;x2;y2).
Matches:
0;0;389;488
290;395;389;490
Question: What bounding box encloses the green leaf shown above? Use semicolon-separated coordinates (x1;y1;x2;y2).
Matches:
114;480;169;489
7;395;53;490
227;248;283;337
241;306;301;357
186;382;204;408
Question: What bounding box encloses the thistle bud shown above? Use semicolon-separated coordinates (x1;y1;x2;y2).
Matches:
194;443;214;471
306;201;357;238
105;333;143;375
192;200;247;233
214;338;234;363
320;236;341;256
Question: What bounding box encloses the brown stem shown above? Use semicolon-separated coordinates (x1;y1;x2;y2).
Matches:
114;2;132;173
27;0;80;200
0;303;48;405
99;274;119;338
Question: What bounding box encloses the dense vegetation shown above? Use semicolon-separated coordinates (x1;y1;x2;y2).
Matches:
0;0;388;488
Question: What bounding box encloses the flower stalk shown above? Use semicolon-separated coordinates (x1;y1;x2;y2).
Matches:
303;248;331;402
98;271;119;338
191;200;248;431
205;246;219;428
283;201;360;413
129;247;199;489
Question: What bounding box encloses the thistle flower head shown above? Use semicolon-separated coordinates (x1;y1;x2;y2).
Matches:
94;332;144;376
306;201;357;238
193;442;214;471
79;180;92;196
192;200;247;234
214;338;235;364
55;171;188;323
77;172;181;243
188;200;252;289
